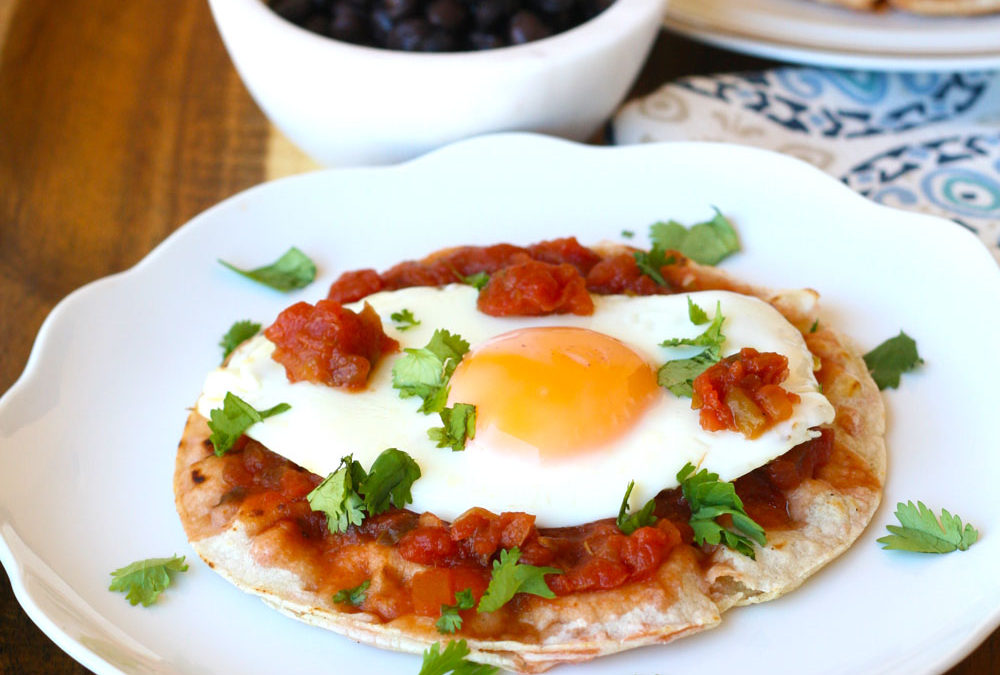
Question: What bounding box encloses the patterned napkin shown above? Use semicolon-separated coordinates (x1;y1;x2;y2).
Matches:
612;70;1000;262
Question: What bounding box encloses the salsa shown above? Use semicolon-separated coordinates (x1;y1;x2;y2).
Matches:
692;347;801;439
207;424;838;625
264;299;398;389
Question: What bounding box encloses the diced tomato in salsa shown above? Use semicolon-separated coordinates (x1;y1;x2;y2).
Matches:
692;347;801;438
477;260;594;316
264;299;398;389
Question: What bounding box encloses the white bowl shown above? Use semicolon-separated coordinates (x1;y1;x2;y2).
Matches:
206;0;668;166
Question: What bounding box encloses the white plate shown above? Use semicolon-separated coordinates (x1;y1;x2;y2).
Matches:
664;0;1000;71
2;134;999;675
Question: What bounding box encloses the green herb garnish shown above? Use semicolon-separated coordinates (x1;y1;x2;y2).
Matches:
633;246;675;286
863;331;922;390
391;309;421;331
219;320;261;361
333;579;370;606
219;247;316;291
461;272;491;291
207;393;290;456
307;449;421;533
428;403;477;451
392;329;470;414
436;589;475;634
678;462;766;558
419;640;497;675
657;300;726;397
616;480;658;535
649;208;740;265
877;501;978;553
109;555;188;607
477;548;561;614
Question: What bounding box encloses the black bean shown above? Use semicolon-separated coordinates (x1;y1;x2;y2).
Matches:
330;1;369;43
421;29;459;51
468;31;506;50
425;0;466;30
384;0;419;20
529;0;574;14
269;0;613;51
473;0;520;30
269;0;316;23
508;10;551;44
303;13;332;35
581;0;613;18
370;6;395;44
387;17;432;50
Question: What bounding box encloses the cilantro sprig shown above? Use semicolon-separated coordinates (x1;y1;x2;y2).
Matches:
436;588;475;634
477;548;561;613
219;320;261;361
657;299;726;397
307;449;421;533
632;210;739;285
863;331;923;390
678;463;766;558
207;392;290;456
219;247;316;291
877;501;978;554
633;246;676;286
333;579;370;606
428;403;477;451
460;271;490;291
649;208;740;266
391;309;421;331
616;480;658;535
109;555;188;607
419;640;497;675
308;457;367;532
392;329;470;414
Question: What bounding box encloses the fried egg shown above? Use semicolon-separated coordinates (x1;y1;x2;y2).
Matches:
196;285;834;527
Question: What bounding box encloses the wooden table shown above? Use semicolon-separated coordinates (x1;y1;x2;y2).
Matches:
0;0;996;672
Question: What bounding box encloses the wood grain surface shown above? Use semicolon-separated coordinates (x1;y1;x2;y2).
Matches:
0;0;996;673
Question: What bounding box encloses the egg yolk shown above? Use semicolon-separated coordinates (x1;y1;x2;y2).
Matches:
447;327;660;458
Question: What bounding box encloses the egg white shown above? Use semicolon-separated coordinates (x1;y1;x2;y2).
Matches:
196;285;834;527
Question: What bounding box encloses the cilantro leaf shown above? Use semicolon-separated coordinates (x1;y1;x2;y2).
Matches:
419;640;497;675
361;448;422;515
390;309;421;331
687;297;709;325
657;302;726;397
633;246;675;286
333;579;370;606
621;229;635;239
657;352;718;398
109;555;188;607
436;588;475;634
616;480;658;535
477;548;561;614
809;319;819;334
461;272;490;291
308;456;368;533
660;301;725;353
649;208;740;265
678;463;766;558
428;403;477;451
207;393;290;456
219;320;261;361
877;501;978;554
392;329;470;413
863;331;922;390
219;247;316;291
308;450;421;531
